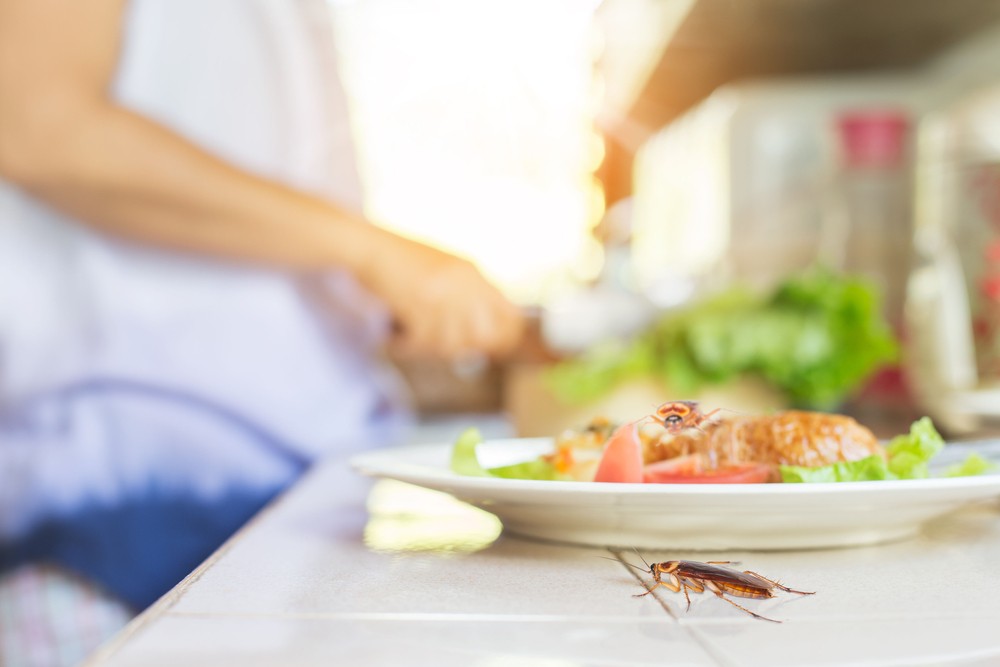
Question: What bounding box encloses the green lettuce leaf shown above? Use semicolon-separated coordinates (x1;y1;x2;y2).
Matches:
884;416;944;479
486;459;557;480
780;455;890;483
450;428;557;480
781;417;994;483
450;428;492;477
544;268;898;409
943;452;998;478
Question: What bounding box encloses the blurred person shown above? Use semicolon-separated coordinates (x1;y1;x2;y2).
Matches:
0;0;525;664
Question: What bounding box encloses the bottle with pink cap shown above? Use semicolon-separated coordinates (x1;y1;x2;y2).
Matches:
819;108;917;423
821;108;914;335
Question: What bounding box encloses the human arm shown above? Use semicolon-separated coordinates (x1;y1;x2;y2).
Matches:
0;0;524;358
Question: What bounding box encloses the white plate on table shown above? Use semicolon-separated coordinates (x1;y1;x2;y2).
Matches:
350;437;1000;551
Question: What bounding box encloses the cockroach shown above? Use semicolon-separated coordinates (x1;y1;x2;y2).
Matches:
651;400;721;434
621;553;814;623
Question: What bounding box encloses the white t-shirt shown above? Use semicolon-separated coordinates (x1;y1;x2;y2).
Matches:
0;0;411;460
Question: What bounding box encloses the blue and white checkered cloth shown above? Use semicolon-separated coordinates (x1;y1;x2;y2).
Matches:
0;565;134;667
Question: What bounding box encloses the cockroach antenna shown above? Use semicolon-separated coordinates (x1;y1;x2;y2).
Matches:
632;547;652;570
621;561;648;574
598;554;649;574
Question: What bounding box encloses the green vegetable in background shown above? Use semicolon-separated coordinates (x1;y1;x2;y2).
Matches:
545;268;898;409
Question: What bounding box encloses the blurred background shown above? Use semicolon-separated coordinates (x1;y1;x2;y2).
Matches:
329;0;1000;440
14;4;1000;661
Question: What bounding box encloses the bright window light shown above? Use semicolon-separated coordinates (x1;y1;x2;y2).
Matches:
330;0;604;304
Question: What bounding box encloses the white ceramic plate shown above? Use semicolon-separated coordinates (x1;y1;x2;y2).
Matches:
350;438;1000;550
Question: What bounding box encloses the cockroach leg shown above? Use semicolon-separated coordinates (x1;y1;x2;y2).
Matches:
702;407;722;422
659;576;682;593
682;577;705;593
633;583;656;598
705;581;781;623
635;571;683;599
677;577;694;610
681;577;704;610
634;576;673;597
716;593;782;624
743;570;815;596
680;577;706;611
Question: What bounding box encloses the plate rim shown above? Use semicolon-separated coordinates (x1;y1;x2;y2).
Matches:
350;439;1000;497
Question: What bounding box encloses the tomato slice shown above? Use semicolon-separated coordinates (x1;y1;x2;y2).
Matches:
643;459;774;484
641;454;703;480
593;422;643;483
594;427;775;484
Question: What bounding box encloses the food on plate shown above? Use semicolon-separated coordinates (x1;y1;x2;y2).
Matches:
549;408;883;483
450;402;997;485
647;410;884;469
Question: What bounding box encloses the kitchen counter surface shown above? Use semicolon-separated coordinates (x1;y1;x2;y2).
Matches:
85;415;1000;667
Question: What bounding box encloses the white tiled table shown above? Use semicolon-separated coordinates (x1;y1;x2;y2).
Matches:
85;417;1000;667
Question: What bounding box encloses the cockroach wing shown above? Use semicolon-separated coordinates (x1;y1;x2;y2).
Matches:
673;561;772;590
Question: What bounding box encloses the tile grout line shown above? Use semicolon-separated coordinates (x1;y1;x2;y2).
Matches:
162;610;704;622
684;624;743;667
159;608;1000;623
607;548;679;621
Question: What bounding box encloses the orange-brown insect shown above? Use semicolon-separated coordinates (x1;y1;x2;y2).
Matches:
624;554;814;623
651;400;721;433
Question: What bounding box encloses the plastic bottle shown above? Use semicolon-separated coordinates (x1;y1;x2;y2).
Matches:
821;109;918;421
822;109;913;333
905;85;1000;435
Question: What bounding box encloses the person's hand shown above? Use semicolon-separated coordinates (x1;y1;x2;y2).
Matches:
357;232;525;361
